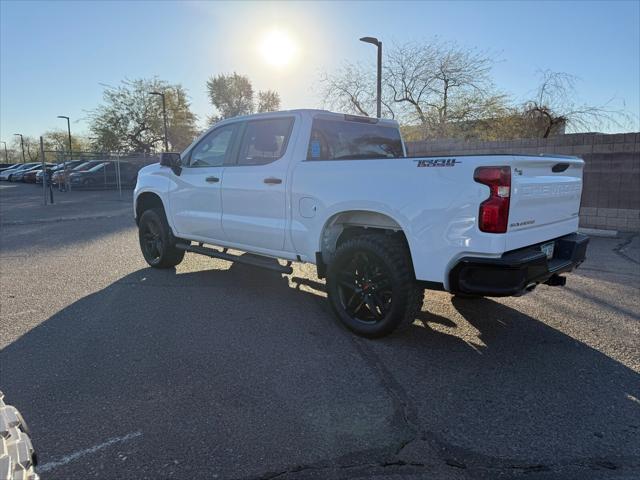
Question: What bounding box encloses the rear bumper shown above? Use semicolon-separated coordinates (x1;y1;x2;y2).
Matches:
449;233;589;296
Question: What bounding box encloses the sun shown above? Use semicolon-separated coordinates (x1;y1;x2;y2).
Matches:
259;29;297;67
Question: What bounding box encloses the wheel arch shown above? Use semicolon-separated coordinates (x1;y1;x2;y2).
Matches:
135;191;167;225
317;209;414;277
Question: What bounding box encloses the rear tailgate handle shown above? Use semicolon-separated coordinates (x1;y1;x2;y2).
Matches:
552;163;570;173
264;177;282;185
205;176;220;183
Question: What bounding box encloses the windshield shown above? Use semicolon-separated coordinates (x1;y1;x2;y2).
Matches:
87;163;108;172
13;164;37;171
73;161;100;171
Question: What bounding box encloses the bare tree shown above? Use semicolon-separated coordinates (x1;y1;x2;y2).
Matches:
320;39;506;135
320;63;376;117
522;70;632;138
385;40;508;136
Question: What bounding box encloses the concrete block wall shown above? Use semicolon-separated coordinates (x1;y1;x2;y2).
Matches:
406;133;640;232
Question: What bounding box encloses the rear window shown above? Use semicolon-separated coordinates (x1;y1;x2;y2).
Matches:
307;118;404;161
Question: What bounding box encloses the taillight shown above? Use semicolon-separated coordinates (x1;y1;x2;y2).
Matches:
474;166;511;233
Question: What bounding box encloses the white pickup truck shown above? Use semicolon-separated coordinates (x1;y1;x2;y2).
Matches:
134;109;589;337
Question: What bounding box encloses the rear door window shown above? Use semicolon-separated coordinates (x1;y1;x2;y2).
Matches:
237;118;294;166
307;118;404;160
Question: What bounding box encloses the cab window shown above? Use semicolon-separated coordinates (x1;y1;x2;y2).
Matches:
237;118;293;166
189;124;238;167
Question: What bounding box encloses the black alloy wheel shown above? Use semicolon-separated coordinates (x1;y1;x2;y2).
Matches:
137;208;185;268
337;251;393;324
327;234;424;338
140;215;164;264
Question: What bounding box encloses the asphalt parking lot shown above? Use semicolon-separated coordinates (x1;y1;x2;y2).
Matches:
1;182;639;480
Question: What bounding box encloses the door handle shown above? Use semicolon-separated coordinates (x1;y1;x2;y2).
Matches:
264;177;282;185
206;176;220;183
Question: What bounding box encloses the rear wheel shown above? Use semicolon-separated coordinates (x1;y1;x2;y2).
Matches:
138;208;185;268
326;234;423;338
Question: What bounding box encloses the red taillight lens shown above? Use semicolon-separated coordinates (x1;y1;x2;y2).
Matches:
474;166;511;233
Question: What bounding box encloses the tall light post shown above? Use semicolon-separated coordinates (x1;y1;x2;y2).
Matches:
13;134;25;163
0;141;7;163
150;91;169;152
57;116;73;191
359;36;382;118
57;115;73;161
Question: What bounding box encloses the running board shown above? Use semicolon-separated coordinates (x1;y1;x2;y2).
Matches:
175;243;293;274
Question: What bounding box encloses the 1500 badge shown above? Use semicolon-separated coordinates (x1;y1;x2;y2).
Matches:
415;158;461;168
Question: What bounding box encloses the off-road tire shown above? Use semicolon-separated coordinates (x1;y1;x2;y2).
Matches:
138;208;185;268
0;391;39;480
326;234;424;338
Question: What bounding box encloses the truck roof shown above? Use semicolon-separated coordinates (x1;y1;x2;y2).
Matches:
213;109;400;128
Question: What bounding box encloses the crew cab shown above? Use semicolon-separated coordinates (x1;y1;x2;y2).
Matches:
134;109;588;337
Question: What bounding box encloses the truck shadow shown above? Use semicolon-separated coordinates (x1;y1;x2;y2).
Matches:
2;260;639;478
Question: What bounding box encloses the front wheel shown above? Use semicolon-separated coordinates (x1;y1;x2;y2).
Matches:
138;208;185;268
326;234;424;338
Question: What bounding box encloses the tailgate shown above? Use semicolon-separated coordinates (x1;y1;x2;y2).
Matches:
508;156;583;233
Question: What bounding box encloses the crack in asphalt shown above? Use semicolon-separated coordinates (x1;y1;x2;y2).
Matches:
235;289;640;480
349;337;419;458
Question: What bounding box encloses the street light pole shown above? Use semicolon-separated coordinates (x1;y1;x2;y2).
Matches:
150;91;169;152
57;115;73;191
359;36;382;118
0;141;7;163
13;134;25;163
57;115;73;161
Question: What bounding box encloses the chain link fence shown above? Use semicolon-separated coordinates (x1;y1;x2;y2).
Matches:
14;151;161;198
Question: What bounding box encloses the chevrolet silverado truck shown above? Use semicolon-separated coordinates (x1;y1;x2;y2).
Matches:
134;109;589;337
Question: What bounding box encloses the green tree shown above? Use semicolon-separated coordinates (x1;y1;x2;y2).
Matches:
43;129;88;156
256;90;281;113
89;78;198;153
206;72;281;123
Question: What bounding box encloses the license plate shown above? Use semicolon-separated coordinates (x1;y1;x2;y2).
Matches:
541;241;555;259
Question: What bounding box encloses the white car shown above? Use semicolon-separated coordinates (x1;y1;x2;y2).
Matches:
0;163;41;181
134;109;588;337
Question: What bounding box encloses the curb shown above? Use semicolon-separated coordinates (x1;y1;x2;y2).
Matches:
1;211;131;226
578;227;619;238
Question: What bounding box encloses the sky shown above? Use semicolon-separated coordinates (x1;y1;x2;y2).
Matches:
1;0;639;142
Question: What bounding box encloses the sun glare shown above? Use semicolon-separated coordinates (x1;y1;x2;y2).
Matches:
259;29;297;67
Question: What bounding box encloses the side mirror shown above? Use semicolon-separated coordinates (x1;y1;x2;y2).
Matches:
159;152;182;175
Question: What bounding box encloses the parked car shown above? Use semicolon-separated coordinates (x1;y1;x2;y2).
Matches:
0;163;19;172
51;160;104;186
0;163;41;181
36;160;87;184
23;169;40;183
135;109;589;338
11;163;54;182
70;161;138;188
